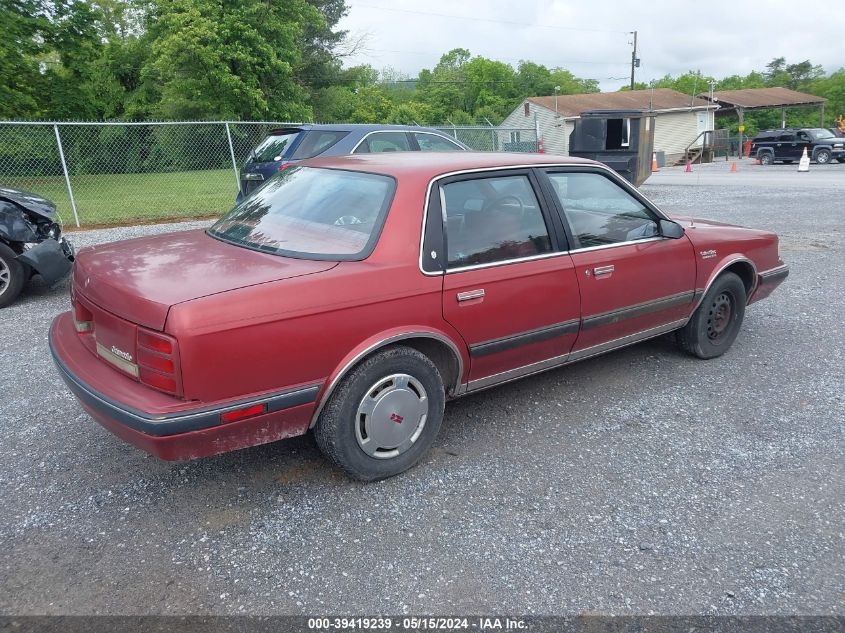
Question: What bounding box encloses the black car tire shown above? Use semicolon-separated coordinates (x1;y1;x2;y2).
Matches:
314;345;446;481
759;153;774;165
0;242;26;309
815;149;832;164
677;272;746;360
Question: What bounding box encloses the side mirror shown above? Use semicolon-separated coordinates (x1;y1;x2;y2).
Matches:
659;219;685;239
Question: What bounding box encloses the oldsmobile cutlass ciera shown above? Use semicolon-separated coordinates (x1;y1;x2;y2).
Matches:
50;153;788;480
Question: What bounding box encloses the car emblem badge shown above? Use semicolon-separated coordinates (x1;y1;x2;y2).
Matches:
111;346;133;362
700;250;717;259
390;413;404;424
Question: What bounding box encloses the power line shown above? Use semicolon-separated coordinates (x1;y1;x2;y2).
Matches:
352;3;629;34
362;47;629;67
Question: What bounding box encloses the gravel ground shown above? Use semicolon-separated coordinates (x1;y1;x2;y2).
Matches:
1;162;843;616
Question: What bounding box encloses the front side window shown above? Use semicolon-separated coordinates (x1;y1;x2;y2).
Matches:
209;167;395;260
441;174;551;268
354;132;412;154
546;172;659;248
251;131;301;162
807;128;835;140
414;133;463;151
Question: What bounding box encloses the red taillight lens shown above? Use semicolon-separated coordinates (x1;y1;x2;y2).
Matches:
220;404;267;423
137;348;175;374
277;161;292;171
137;327;181;396
138;329;173;354
139;368;178;394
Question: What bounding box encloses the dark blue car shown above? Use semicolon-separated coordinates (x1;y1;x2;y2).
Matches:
236;124;470;202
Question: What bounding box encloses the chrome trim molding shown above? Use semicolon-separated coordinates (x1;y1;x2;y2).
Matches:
465;318;687;392
470;318;580;358
308;332;465;428
446;250;569;274
581;291;694;331
350;129;464;154
759;263;789;281
96;341;139;377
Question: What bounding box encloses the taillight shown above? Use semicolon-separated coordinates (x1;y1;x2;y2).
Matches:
277;161;292;171
73;298;93;333
137;327;181;396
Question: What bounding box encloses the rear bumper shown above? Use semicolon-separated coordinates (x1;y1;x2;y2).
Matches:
49;312;320;460
749;263;789;304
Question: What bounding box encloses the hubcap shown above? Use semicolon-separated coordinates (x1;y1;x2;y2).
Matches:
355;373;428;459
0;258;9;296
706;292;733;341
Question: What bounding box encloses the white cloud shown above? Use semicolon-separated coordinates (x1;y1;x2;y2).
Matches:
339;0;844;91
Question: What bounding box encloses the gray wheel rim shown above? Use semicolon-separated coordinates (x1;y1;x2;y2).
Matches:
817;151;830;164
0;258;9;297
355;373;428;459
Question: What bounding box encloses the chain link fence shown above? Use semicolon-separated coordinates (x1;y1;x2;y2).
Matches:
0;121;537;228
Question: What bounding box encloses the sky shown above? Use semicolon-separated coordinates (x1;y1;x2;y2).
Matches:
337;0;844;92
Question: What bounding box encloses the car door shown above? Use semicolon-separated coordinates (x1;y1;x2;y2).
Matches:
426;170;581;388
539;168;697;354
776;132;799;161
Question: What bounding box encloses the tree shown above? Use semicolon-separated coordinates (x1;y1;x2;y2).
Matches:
0;0;49;118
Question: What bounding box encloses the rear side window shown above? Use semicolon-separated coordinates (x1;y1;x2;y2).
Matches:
291;130;349;159
355;132;412;153
441;174;551;268
210;167;395;261
778;133;795;142
414;133;463;151
252;131;301;162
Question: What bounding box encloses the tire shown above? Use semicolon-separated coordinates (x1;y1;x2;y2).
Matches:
815;149;831;164
758;153;774;165
0;242;26;309
677;272;746;359
314;345;446;481
837;158;845;164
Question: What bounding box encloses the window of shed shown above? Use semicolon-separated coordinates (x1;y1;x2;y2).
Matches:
606;118;630;149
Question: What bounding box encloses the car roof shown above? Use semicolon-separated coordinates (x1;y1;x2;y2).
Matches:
302;152;599;180
269;123;457;134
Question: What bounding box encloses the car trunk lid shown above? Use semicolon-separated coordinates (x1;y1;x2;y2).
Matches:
73;228;336;331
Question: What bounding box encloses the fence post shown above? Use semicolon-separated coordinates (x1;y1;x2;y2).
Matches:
484;117;496;151
53;124;80;228
225;122;241;194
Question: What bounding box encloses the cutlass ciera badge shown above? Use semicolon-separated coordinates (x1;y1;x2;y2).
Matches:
700;249;717;259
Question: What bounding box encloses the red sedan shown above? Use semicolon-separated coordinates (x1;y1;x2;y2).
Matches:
50;153;789;480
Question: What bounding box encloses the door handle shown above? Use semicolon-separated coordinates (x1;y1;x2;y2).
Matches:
592;265;615;276
457;289;485;302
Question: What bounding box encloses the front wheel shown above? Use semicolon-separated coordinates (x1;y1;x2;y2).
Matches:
314;346;445;481
0;243;26;309
815;149;832;164
677;272;747;359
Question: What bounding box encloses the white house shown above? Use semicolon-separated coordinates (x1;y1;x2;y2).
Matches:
500;88;717;164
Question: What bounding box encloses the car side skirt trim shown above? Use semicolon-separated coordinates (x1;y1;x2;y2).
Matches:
466;318;688;392
308;331;465;428
470;319;580;358
50;336;321;437
759;264;789;283
581;291;695;330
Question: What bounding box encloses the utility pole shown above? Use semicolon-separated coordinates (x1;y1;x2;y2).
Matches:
630;31;638;90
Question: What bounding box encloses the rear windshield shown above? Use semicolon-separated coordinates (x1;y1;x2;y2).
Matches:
290;130;349;159
252;130;301;162
209;167;396;261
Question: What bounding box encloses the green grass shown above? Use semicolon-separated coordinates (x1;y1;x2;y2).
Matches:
2;168;238;228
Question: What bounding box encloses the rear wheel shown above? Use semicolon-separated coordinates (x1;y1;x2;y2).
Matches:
0;243;26;309
815;149;832;164
758;153;774;165
677;272;746;359
314;346;445;481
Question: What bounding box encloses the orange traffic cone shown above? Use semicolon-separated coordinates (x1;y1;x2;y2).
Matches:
684;160;692;173
651;152;659;172
730;161;737;172
798;147;810;172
